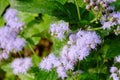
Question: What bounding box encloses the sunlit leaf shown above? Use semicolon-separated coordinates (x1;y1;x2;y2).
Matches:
0;0;9;17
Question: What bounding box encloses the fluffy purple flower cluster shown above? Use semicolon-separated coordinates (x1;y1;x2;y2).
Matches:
50;20;69;40
11;57;32;75
63;30;101;60
39;54;69;79
4;8;24;30
99;0;120;30
0;8;26;60
100;8;120;29
110;66;120;80
39;30;101;79
84;0;119;30
110;55;120;80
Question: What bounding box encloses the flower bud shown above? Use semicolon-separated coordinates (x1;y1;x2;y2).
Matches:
90;2;95;6
102;4;107;8
94;6;99;11
100;1;104;5
86;5;91;10
84;0;90;3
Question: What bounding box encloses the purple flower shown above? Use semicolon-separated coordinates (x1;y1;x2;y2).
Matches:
50;20;69;40
0;8;26;60
39;30;101;79
11;57;32;75
39;53;61;71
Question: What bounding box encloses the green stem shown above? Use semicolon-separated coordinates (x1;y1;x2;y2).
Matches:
90;18;97;23
27;42;36;55
87;27;103;31
90;8;102;23
74;0;81;21
77;60;80;70
18;51;22;57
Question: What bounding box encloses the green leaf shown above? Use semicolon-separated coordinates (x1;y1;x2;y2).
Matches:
23;14;55;38
101;44;110;58
35;69;58;80
77;72;106;80
52;38;67;56
1;63;13;72
31;54;41;66
18;73;34;80
67;0;85;8
18;11;38;24
47;0;67;4
35;70;49;80
97;30;110;39
0;0;9;17
22;14;54;45
1;62;15;80
111;0;120;11
81;10;95;24
0;17;5;26
105;35;120;59
26;38;35;45
4;72;15;80
64;3;79;23
76;0;85;8
10;0;68;17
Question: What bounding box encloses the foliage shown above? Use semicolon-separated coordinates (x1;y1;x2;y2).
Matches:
0;0;120;80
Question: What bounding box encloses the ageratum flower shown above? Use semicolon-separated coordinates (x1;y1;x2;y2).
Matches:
63;30;101;61
110;55;120;80
11;57;32;75
56;66;67;80
4;8;17;21
115;55;120;63
0;27;26;52
39;53;68;79
110;66;118;73
110;73;119;80
39;30;101;79
4;8;24;31
50;20;69;40
13;38;26;52
0;8;26;60
0;50;9;60
39;53;61;71
101;11;120;29
100;4;120;30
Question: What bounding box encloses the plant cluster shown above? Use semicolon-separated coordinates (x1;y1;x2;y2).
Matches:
0;0;120;80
